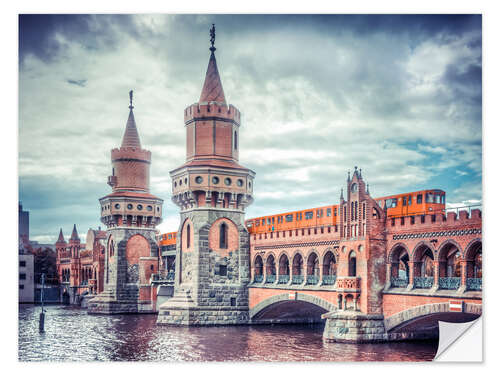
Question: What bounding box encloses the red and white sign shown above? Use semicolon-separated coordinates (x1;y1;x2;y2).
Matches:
289;292;296;300
449;300;463;312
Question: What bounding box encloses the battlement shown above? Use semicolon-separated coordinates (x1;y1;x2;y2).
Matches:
388;208;482;232
111;147;151;162
184;102;241;125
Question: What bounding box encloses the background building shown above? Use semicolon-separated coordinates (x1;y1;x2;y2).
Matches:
19;203;34;303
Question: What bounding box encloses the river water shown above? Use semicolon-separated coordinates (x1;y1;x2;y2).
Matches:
18;304;438;362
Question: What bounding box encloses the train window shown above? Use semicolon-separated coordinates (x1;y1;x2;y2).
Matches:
262;219;265;225
267;218;271;225
168;234;172;239
408;195;412;205
417;194;422;204
255;221;259;227
403;197;407;206
327;208;331;217
296;212;302;221
334;208;337;216
272;217;275;224
305;211;313;220
426;193;432;203
385;199;397;208
442;195;446;205
285;214;293;222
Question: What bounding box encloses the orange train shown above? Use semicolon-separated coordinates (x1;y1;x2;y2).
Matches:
244;189;446;234
159;232;177;247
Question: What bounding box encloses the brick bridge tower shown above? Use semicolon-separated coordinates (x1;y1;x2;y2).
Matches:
323;167;389;341
157;25;255;325
88;91;163;314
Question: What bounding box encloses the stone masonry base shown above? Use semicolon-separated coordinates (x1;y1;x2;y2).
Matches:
322;311;438;342
156;305;249;325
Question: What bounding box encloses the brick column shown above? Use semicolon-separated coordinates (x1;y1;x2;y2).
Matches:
433;260;440;290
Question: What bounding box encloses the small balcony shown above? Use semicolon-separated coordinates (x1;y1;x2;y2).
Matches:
107;175;117;188
336;276;361;291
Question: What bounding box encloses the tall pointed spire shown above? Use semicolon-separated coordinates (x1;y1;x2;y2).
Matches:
120;90;142;149
70;224;79;241
199;24;226;104
57;228;65;243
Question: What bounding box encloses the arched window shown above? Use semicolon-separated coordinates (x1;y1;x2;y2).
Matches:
220;223;228;249
348;251;357;276
186;224;191;248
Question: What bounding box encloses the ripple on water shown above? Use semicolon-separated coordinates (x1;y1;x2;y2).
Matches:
19;305;438;362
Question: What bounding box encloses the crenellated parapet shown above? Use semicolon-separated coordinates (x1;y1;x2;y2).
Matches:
184;102;241;125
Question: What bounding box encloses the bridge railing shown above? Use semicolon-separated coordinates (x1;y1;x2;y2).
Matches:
322;275;336;285
466;278;482;291
292;275;304;285
278;275;289;284
391;277;409;288
414;277;434;289
306;275;319;285
254;275;264;283
439;277;461;290
265;274;276;284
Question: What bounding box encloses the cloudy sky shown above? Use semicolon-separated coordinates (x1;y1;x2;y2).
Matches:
18;14;482;243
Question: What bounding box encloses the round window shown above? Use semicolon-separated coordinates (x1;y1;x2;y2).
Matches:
212;176;219;184
114;203;120;209
127;204;133;209
147;205;153;211
137;204;143;210
195;176;203;184
237;179;243;187
224;177;232;186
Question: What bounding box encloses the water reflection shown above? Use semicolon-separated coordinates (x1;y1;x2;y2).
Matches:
19;305;437;362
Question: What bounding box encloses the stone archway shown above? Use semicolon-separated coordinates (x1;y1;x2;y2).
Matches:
249;292;337;323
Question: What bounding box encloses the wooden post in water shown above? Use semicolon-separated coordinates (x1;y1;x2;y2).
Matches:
39;273;45;333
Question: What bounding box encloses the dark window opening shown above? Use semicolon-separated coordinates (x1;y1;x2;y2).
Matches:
219;265;227;276
186;224;191;248
220;223;228;249
417;194;423;204
230;297;236;306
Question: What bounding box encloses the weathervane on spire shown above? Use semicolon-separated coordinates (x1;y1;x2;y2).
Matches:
129;90;134;109
209;24;216;52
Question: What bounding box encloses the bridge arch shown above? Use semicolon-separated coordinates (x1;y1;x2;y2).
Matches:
249;292;337;322
410;241;436;262
437;239;463;278
384;302;482;333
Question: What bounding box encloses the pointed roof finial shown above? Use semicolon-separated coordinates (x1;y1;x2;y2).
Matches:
70;224;79;241
210;23;216;52
347;170;351;181
366;184;370;195
121;90;142;149
199;25;226;104
57;228;65;243
359;168;362;178
340;188;344;200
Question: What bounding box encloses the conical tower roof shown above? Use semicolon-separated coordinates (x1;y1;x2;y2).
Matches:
57;228;65;243
120;90;142;149
199;51;226;104
70;224;79;241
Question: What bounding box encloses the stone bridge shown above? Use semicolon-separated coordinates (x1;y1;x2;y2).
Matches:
248;207;482;342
